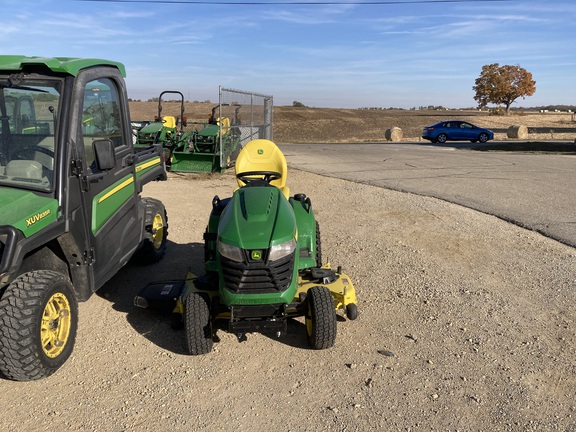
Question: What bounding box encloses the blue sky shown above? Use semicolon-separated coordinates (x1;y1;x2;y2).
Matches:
1;0;575;108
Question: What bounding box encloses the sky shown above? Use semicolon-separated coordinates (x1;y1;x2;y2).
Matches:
1;0;575;108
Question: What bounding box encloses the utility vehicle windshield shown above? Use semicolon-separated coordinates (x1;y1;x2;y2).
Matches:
0;77;60;193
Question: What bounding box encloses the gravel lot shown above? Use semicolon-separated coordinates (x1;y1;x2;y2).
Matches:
1;170;575;431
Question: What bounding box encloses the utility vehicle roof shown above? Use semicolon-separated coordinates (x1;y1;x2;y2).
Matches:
0;55;126;77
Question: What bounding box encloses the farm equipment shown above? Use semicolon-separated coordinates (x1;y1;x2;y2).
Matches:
132;90;190;165
136;139;358;353
170;103;242;173
0;56;168;381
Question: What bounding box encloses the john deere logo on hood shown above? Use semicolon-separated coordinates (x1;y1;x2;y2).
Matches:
251;250;263;261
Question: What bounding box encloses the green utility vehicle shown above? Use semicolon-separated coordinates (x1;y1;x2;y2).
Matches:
0;56;168;381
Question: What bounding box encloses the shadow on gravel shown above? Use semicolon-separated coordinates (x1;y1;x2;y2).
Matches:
96;240;204;354
260;315;348;350
96;239;331;354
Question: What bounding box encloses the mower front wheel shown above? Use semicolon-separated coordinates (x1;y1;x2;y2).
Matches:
305;286;337;350
184;292;213;355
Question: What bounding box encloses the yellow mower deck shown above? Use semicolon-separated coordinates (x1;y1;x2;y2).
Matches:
173;263;358;321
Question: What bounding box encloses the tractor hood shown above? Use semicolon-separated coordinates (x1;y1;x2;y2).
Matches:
218;186;296;251
0;187;58;237
198;124;219;137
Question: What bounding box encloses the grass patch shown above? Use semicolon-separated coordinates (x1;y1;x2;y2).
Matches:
473;141;576;153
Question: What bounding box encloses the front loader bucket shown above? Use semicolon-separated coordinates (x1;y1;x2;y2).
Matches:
170;151;225;173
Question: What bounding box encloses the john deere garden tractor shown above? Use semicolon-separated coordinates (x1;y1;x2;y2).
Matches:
136;139;358;353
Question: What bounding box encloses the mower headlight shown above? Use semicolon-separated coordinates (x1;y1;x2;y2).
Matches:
268;239;296;262
217;242;244;262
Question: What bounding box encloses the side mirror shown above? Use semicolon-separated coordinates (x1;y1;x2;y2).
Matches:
93;139;116;171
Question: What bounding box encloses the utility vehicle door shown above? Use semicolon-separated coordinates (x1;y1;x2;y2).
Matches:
71;68;142;290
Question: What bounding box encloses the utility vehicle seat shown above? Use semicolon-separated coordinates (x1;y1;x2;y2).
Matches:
5;160;43;179
235;139;289;199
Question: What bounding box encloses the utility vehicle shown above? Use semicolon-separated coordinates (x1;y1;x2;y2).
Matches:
0;56;168;381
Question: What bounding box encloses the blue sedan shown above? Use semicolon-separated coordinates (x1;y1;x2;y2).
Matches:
422;120;494;144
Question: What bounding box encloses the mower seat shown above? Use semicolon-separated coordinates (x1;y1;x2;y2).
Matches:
235;139;289;199
162;116;176;128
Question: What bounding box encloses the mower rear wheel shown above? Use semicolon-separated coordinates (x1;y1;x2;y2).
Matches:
305;286;337;350
184;292;213;355
0;270;78;381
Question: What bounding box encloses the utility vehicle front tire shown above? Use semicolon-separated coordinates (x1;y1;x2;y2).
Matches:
135;199;168;264
184;293;213;355
305;286;337;350
0;270;78;381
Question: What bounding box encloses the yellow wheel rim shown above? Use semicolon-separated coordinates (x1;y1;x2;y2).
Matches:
41;293;72;358
151;213;164;249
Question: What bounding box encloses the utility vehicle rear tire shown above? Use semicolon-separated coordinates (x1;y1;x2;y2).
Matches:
305;286;337;350
135;199;168;264
0;270;78;381
184;293;213;355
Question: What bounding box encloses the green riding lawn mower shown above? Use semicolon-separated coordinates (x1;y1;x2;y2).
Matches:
136;139;358;353
132;93;242;173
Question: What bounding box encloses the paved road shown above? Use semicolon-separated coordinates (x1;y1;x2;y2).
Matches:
280;142;576;248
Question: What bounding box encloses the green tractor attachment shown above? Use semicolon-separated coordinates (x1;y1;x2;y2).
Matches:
135;139;358;353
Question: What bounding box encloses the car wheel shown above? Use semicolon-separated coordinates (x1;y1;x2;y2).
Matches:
437;133;447;144
478;133;489;143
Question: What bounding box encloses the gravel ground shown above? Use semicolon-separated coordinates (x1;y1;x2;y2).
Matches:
1;170;575;431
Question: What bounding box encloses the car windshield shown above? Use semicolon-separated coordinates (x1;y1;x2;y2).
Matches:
0;77;60;192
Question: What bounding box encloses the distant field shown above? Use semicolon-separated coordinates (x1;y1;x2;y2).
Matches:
129;102;576;144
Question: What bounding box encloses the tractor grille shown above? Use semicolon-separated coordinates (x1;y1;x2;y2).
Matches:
221;252;295;294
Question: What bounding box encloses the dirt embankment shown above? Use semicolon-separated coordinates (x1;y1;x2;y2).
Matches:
129;101;576;143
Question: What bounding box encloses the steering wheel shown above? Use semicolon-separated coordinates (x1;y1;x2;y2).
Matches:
236;171;282;185
13;146;55;160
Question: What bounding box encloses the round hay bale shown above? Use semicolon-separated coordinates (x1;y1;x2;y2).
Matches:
507;124;528;139
385;127;403;142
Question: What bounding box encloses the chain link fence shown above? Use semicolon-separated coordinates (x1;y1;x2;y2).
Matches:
218;87;273;168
